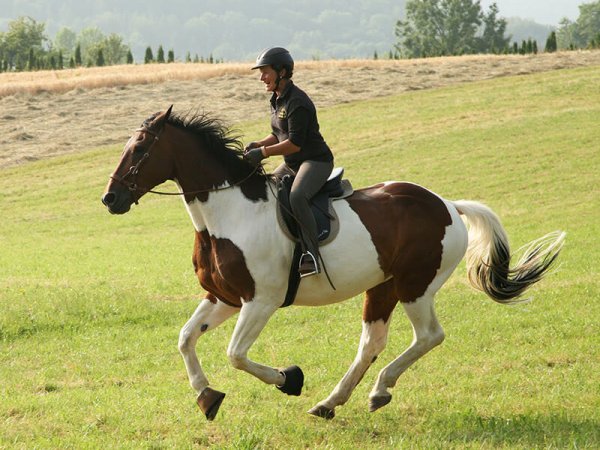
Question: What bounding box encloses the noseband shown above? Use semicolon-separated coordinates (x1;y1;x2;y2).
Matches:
109;125;262;201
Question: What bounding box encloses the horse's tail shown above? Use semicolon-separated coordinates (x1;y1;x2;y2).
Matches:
453;200;565;304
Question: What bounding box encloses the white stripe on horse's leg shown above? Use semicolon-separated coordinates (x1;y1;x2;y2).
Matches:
226;300;285;386
311;318;391;415
369;295;445;411
178;298;239;395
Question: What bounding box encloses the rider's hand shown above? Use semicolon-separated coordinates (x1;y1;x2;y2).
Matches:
244;147;267;166
244;141;260;152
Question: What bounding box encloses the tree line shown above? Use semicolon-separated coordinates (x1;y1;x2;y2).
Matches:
394;0;600;58
0;16;222;72
2;2;600;72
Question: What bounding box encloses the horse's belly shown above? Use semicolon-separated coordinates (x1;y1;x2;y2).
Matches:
294;200;387;307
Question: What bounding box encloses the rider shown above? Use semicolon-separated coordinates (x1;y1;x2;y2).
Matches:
244;47;334;277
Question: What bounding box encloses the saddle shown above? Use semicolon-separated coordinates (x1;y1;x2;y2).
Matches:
276;167;354;307
276;167;354;245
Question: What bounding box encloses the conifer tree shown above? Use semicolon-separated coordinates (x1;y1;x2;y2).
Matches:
74;44;82;66
545;31;557;52
144;46;154;63
96;48;105;66
157;45;165;63
28;48;35;70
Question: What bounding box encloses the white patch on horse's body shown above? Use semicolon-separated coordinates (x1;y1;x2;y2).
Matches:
181;184;386;307
294;199;386;306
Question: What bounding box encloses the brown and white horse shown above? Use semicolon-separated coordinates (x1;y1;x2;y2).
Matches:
102;107;564;420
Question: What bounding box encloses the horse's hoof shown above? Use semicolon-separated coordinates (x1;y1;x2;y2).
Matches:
308;404;335;420
197;387;226;421
276;365;304;396
369;393;392;412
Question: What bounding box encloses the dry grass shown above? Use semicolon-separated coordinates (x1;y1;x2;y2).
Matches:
2;51;599;99
1;51;600;169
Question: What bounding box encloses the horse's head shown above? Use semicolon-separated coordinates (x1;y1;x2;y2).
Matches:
102;106;175;214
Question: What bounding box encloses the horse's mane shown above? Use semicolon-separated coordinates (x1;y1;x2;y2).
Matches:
167;112;244;157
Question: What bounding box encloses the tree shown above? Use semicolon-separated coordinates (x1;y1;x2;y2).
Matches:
126;49;134;64
77;27;104;64
96;48;105;66
101;33;130;65
545;31;557;52
157;45;165;63
74;43;82;65
556;1;600;49
1;16;47;70
395;0;484;58
478;2;510;53
54;27;77;58
144;46;154;63
28;47;35;70
167;48;175;63
557;1;600;49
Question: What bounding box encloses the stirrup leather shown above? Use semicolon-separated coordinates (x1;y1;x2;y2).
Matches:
298;251;320;278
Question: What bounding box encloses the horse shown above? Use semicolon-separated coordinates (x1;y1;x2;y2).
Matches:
101;106;565;420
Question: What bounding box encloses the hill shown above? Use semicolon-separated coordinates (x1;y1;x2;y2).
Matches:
1;57;598;448
0;0;405;61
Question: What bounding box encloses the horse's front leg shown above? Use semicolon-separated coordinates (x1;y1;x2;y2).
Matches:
227;300;304;395
178;297;239;420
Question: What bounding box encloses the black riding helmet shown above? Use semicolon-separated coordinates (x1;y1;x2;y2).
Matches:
251;47;294;81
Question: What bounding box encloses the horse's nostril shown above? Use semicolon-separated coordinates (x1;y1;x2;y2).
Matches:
102;192;116;206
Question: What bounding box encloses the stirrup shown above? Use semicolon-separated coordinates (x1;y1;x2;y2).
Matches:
299;251;320;278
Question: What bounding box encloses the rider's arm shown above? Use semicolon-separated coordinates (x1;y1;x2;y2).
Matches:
256;133;279;147
262;139;300;157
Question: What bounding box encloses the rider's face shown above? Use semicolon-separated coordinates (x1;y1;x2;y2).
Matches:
259;66;283;92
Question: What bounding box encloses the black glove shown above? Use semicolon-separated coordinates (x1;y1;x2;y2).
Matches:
244;147;266;166
244;141;260;152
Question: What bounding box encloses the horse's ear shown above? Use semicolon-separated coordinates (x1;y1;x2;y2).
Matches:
165;104;173;120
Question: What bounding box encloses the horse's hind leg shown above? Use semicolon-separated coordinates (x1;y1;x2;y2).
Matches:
309;281;398;419
178;297;238;419
369;292;445;412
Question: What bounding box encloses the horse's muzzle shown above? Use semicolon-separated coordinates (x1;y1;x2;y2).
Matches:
101;190;132;215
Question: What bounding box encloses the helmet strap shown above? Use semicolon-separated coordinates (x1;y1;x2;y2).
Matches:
274;68;287;92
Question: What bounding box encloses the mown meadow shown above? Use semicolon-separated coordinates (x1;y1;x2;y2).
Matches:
1;64;599;449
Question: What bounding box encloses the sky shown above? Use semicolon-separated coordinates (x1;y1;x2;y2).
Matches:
480;0;587;25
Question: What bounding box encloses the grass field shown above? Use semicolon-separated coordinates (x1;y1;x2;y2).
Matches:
1;65;599;449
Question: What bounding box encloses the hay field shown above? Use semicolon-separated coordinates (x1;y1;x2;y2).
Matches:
2;51;600;169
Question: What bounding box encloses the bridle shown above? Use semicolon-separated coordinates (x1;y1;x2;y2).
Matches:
109;125;263;202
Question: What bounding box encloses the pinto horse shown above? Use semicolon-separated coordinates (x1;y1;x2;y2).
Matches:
102;107;564;420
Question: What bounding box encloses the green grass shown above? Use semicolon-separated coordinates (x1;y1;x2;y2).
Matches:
1;65;599;449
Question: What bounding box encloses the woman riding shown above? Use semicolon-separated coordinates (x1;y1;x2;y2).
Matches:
244;47;334;278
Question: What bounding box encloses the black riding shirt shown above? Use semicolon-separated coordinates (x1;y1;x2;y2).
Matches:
270;81;333;172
